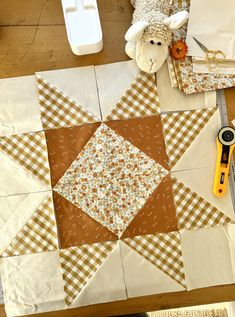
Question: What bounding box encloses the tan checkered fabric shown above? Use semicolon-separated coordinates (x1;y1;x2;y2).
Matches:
0;132;51;186
2;195;58;257
173;60;183;91
167;57;178;88
36;75;97;130
172;178;235;230
124;232;186;288
162;108;217;169
105;71;161;121
60;241;115;305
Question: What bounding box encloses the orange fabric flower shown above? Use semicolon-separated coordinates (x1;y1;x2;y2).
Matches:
170;40;188;61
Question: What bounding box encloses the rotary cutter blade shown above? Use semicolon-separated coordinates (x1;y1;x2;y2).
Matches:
213;126;235;197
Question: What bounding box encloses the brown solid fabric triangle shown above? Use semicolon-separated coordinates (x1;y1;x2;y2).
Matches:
45;123;101;187
121;175;178;239
59;241;115;305
54;124;168;238
53;191;118;248
105;71;161;121
36;75;98;130
172;177;235;230
106;115;169;169
0;132;51;186
161;108;217;169
2;195;58;257
123;231;186;288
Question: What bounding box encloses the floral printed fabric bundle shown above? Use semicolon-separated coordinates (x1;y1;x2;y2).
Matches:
168;0;235;94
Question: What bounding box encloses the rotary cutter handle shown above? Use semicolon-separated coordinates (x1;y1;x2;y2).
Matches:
213;126;235;197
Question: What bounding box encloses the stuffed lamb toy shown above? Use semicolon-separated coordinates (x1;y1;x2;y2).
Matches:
125;0;189;73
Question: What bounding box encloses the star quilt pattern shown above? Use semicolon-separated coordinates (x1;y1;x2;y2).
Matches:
0;61;235;317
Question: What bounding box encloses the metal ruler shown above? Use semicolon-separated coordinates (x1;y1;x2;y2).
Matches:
217;89;235;211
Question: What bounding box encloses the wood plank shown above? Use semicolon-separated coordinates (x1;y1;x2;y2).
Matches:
0;0;45;26
0;305;6;317
1;284;235;317
40;0;134;24
0;0;64;26
98;0;133;22
0;26;36;43
39;0;64;25
25;284;235;316
0;0;133;26
0;21;130;78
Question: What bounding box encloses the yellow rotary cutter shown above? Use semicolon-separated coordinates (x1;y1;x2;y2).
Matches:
213;126;235;197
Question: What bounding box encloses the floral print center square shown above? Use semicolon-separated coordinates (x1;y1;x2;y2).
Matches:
55;124;168;237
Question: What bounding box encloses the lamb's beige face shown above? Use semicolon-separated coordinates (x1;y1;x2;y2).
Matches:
135;39;169;73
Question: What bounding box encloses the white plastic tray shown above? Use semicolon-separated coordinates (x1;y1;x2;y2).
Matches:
61;0;103;55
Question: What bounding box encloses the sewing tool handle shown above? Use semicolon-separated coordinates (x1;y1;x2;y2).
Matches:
213;140;229;197
213;127;235;197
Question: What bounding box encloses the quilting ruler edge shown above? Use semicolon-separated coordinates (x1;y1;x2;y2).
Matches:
217;89;235;213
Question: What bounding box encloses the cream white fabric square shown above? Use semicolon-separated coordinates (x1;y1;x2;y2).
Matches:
0;251;66;316
186;0;235;61
180;226;235;290
0;76;42;137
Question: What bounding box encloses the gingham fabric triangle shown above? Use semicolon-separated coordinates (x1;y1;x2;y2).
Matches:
36;75;97;130
172;178;235;230
59;241;115;306
2;195;58;257
105;71;160;121
0;132;51;186
123;232;186;288
161;108;217;169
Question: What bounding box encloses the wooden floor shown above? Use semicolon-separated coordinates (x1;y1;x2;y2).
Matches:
0;0;235;316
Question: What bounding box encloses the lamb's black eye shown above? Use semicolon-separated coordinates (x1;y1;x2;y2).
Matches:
150;40;155;44
157;42;162;46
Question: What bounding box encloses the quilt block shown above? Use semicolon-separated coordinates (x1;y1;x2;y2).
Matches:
0;61;235;317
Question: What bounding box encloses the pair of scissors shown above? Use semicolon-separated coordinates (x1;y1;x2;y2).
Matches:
193;37;226;71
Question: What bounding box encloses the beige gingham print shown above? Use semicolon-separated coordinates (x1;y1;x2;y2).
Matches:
161;108;217;169
105;71;161;121
173;59;183;91
172;177;235;230
124;232;186;288
0;132;51;186
167;57;179;88
36;75;97;130
2;195;58;257
59;241;115;306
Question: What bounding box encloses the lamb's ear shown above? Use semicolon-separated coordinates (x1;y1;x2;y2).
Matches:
163;11;189;30
125;21;149;41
